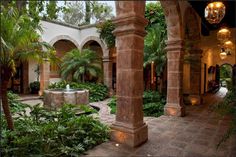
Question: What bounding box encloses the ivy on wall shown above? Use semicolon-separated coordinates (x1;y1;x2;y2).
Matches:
96;20;115;48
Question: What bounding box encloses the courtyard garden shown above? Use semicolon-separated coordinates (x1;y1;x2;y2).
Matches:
1;1;236;157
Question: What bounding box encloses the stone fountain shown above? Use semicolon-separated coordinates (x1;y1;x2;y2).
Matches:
43;84;89;109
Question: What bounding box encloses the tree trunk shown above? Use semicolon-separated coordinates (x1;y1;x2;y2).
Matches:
82;73;85;83
1;79;14;130
85;1;91;24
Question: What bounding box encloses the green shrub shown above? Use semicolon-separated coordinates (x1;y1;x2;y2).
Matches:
107;96;116;114
143;90;162;104
7;91;29;113
49;81;108;102
108;91;166;117
143;102;165;117
1;104;109;156
213;89;236;148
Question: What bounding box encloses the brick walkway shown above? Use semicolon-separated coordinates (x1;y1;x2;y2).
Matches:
83;88;236;157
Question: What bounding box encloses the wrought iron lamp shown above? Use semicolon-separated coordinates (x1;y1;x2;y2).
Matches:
205;1;225;24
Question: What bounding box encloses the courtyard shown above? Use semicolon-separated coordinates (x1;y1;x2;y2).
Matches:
1;1;236;156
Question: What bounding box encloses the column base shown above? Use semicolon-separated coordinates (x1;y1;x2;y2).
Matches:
110;122;148;147
188;95;202;105
164;103;185;117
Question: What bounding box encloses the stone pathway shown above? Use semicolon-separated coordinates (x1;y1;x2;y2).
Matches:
83;88;236;157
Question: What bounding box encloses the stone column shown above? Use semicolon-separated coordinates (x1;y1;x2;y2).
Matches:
103;56;113;95
110;1;148;147
39;59;50;96
189;48;202;105
165;40;185;117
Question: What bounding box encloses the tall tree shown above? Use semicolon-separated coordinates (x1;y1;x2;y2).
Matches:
45;1;59;20
144;2;167;74
0;4;59;130
145;2;166;29
91;1;114;22
62;1;85;25
62;1;113;25
144;24;167;76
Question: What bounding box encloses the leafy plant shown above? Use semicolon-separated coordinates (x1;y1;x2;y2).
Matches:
29;81;40;94
49;81;108;102
108;91;166;117
143;102;165;117
7;91;29;114
0;4;59;130
144;23;167;76
96;20;115;48
1;104;109;156
143;90;163;104
145;2;166;29
60;49;102;83
107;96;117;114
213;88;236;148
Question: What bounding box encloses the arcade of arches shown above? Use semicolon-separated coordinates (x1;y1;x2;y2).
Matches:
109;1;235;147
12;0;235;149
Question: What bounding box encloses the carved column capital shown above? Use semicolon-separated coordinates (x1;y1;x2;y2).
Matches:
113;16;148;37
165;39;185;52
102;56;112;62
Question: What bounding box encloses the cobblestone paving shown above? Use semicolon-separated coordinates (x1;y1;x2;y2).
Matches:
83;88;236;157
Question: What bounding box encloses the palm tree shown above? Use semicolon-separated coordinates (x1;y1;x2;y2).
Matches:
144;23;167;76
60;49;102;82
0;5;58;130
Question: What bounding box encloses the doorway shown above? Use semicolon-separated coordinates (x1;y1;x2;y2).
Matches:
220;64;233;90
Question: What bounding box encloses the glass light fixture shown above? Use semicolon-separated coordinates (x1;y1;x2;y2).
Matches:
217;28;231;42
219;48;227;60
223;40;234;50
205;2;225;24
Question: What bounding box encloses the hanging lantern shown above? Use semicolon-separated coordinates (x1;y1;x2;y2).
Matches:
224;40;234;50
217;28;231;42
205;2;226;24
223;40;234;55
219;48;227;60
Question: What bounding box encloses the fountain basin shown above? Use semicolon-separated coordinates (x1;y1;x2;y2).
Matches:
43;89;89;109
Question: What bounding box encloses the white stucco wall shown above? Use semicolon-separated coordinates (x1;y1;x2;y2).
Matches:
40;21;80;46
29;20;105;85
28;59;39;84
40;20;101;47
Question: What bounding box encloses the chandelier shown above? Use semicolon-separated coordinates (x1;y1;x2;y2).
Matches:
217;28;231;42
205;2;225;24
224;40;234;50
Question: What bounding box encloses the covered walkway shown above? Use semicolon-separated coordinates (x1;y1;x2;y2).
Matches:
84;88;236;157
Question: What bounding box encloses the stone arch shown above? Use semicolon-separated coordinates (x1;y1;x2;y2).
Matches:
160;1;184;41
183;6;201;41
80;36;109;57
220;63;233;67
49;35;80;49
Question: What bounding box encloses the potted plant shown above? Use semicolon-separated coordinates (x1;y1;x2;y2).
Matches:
29;81;40;94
